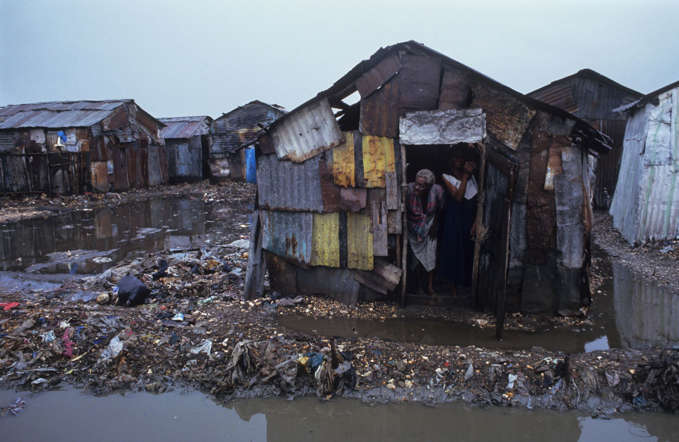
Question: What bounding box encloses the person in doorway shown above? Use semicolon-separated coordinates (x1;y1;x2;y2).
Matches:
406;168;444;295
439;154;478;296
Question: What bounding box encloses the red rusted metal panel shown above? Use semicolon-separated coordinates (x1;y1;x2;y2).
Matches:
319;155;341;212
356;54;401;98
112;146;129;191
360;79;400;137
398;54;441;112
439;68;472;110
340;187;367;212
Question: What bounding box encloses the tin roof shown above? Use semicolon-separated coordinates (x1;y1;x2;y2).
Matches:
264;41;612;153
0;99;130;129
0;99;164;130
614;79;679;114
159;116;212;139
528;69;643;99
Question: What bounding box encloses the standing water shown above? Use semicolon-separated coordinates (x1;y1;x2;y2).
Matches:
0;387;677;442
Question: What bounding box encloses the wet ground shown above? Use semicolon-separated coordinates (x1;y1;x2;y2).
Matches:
1;386;677;442
279;254;679;354
0;196;248;295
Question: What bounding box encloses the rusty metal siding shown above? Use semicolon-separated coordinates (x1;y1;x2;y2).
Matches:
528;80;578;115
332;131;356;187
397;54;441;112
471;83;536;151
0;100;129;129
592;119;627;208
256;154;324;211
439;68;471;110
346;212;373;270
356;54;401;97
311;212;340;267
360;79;400;137
271;98;344;162
362;135;395;187
261;210;313;264
148;144;166;186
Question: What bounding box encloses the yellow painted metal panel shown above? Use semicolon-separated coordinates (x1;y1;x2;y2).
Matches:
332;132;355;187
362;136;395;187
311;213;340;267
347;212;373;270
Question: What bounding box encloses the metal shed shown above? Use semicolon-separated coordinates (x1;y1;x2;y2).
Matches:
210;100;285;181
0;99;167;194
245;41;610;323
159;116;212;183
529;70;642;209
610;80;679;244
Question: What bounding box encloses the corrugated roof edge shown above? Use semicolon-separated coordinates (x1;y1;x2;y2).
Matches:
527;68;643;99
215;100;286;122
159;116;213;123
613;79;679;114
259;41;612;154
0;99;166;129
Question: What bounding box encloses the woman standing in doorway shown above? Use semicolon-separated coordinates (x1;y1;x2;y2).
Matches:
439;154;478;296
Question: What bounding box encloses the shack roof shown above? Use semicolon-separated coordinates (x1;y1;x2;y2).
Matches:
159;116;212;139
263;41;612;153
614;79;679;114
528;69;643;99
0;99;164;130
214;100;285;122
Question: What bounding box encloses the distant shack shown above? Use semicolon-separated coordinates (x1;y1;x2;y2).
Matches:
0;99;167;194
529;69;641;209
245;41;611;316
210;101;285;181
160;116;212;183
610;80;679;244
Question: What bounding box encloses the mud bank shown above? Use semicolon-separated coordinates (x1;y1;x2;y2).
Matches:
0;192;677;416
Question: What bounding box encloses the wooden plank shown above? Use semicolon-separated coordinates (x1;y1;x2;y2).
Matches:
347;212;373;270
371;200;388;257
385;171;399;210
311;212;340;267
387;210;402;234
244;211;265;299
362;136;395;187
332;131;355;187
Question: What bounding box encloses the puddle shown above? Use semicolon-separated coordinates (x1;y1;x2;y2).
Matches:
281;256;679;353
0;387;677;442
0;197;246;288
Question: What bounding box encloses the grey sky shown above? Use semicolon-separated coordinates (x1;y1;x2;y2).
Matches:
1;0;678;118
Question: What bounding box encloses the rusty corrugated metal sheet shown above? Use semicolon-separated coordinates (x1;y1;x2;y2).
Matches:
159;116;211;139
0;100;130;129
256;154;324;211
360;78;400;137
271;97;344;163
362;135;395;187
528;80;578;115
332;131;356;187
261;210;313;264
311;213;340;267
346;212;373;270
397;54;441;111
439;68;471;110
355;54;401;97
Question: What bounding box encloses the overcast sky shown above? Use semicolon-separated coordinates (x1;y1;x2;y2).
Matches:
1;0;678;118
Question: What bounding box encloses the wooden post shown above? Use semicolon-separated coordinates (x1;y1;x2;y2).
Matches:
471;142;487;310
400;142;408;307
495;168;515;341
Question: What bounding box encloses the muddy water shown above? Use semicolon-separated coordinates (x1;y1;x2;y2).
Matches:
0;197;246;292
1;388;677;442
280;258;679;353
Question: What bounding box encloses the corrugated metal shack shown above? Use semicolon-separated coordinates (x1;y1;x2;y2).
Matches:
0;99;167;194
245;41;611;318
529;69;642;209
210;100;285;181
160;116;212;183
610;80;679;244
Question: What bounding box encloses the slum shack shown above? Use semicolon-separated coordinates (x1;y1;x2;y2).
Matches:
529;69;642;209
610;80;679;244
160;116;212;183
0;99;167;194
244;41;610;316
210;100;285;181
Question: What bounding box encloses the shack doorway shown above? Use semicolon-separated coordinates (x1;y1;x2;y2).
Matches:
403;143;481;304
399;109;517;331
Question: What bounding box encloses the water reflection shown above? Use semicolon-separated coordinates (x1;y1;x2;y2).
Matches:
0;388;676;442
0;197;242;279
611;262;679;349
